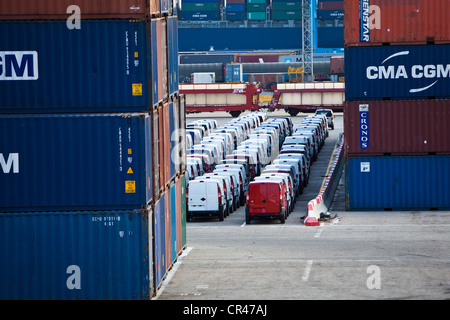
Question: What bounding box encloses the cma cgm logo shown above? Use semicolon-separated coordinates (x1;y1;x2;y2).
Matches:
366;51;450;93
0;153;19;173
0;51;38;80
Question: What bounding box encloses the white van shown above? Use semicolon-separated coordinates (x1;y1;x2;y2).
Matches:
187;179;226;221
278;153;310;186
200;174;234;215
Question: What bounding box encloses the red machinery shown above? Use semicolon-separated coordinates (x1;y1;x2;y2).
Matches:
180;83;262;117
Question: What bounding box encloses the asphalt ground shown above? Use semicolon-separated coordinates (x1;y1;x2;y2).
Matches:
154;110;450;302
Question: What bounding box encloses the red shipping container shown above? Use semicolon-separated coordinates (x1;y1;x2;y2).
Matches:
319;1;343;11
329;56;344;75
151;108;161;200
163;102;171;187
0;0;153;19
344;100;450;157
158;105;165;190
344;0;450;46
150;0;160;17
154;17;169;105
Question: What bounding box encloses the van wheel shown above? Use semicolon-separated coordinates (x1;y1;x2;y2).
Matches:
280;213;285;224
219;208;224;221
245;206;251;224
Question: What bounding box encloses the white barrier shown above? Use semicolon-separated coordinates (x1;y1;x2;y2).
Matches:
303;133;344;226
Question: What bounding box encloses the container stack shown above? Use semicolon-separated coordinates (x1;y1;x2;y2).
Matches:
317;0;343;48
226;0;246;21
0;0;185;300
343;0;450;211
180;0;221;21
272;0;301;21
317;0;343;20
247;0;267;20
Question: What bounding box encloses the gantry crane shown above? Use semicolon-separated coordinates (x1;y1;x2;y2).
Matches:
302;0;313;82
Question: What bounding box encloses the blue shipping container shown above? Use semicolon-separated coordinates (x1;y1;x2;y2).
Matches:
0;209;153;300
225;64;243;82
151;19;160;107
0;20;152;113
0;113;152;212
226;4;245;12
318;10;344;20
345;44;450;101
180;11;220;21
345;156;450;211
154;197;166;289
168;16;179;97
226;11;246;21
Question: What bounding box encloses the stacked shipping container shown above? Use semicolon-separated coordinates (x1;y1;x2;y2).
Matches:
343;0;450;211
180;0;221;21
272;0;301;21
247;0;266;21
0;0;185;299
317;0;343;48
226;0;246;21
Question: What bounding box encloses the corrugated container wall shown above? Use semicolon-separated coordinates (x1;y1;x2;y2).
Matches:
345;156;450;211
170;181;178;264
0;208;154;300
344;100;450;157
344;0;450;47
153;197;166;289
0;0;152;19
0;113;153;212
0;20;153;113
345;44;450;101
168;15;179;97
164;189;172;275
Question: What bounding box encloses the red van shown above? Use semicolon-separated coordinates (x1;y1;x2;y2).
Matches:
245;181;287;224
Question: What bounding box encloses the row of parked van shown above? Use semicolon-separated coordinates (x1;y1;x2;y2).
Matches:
185;111;329;223
186;111;283;221
245;113;329;224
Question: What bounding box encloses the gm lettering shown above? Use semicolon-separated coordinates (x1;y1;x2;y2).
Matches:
0;51;38;80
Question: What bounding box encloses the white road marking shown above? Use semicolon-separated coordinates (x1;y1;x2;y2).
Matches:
302;260;314;282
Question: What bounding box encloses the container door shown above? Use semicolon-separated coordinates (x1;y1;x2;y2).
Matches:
163;102;171;186
151;19;159;107
164;190;171;272
170;181;177;264
180;174;187;249
175;176;182;255
154;197;166;288
169;100;176;181
188;181;208;211
145;115;153;204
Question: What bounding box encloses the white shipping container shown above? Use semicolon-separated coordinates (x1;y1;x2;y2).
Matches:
191;72;215;84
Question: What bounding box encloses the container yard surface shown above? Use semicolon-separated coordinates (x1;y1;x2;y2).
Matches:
154;111;450;302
